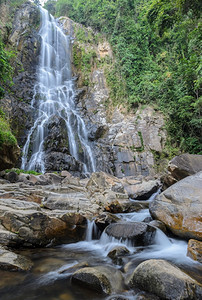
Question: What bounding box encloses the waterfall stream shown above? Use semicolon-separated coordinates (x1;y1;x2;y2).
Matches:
21;7;96;174
0;192;201;300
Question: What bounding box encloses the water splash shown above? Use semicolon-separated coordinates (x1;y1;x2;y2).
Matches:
21;7;96;173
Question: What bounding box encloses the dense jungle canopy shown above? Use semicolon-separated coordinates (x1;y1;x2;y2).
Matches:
45;0;202;154
0;0;201;154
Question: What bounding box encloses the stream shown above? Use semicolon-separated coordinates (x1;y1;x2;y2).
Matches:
0;192;201;300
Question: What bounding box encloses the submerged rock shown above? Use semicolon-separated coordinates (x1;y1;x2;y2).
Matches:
72;265;124;295
187;239;202;263
0;247;33;271
128;259;202;300
150;172;202;240
105;222;156;246
107;246;130;265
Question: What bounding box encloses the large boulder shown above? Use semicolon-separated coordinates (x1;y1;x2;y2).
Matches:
105;222;156;246
163;154;202;188
0;247;33;271
122;178;160;200
187;239;202;263
150;172;202;240
128;259;202;300
0;198;86;247
72;266;124;295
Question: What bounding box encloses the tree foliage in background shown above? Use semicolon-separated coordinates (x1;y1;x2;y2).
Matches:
45;0;202;153
0;36;13;98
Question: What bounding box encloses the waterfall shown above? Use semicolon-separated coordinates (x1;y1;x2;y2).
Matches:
21;7;96;174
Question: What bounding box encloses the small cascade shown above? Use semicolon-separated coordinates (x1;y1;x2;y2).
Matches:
117;209;150;222
147;188;161;201
21;7;96;174
85;220;99;241
99;231;133;252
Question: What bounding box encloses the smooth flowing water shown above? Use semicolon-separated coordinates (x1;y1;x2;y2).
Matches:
21;7;96;174
0;193;201;300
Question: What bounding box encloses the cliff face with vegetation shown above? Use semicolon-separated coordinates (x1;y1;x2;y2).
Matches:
0;0;168;176
0;0;40;145
1;0;200;177
59;17;167;177
0;0;40;169
46;0;202;155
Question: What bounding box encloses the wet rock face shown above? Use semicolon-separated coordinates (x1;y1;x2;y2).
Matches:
43;115;70;154
150;172;202;240
128;259;202;300
44;152;83;175
61;16;167;178
105;222;156;246
0;1;40;147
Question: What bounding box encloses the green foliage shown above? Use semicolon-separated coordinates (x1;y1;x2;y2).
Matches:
5;168;42;175
0;110;17;147
9;0;27;8
0;36;14;98
45;0;202;154
44;0;56;15
73;43;97;86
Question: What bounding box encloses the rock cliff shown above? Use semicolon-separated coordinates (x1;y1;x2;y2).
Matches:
0;2;167;177
0;0;40;148
61;17;167;177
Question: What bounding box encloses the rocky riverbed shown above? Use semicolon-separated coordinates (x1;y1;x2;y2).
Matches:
0;154;201;300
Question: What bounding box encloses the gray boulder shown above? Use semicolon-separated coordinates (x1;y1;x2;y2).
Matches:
163;154;202;188
72;265;124;295
0;198;86;247
128;259;202;299
150;172;202;240
105;222;156;246
0;247;33;271
123;179;160;200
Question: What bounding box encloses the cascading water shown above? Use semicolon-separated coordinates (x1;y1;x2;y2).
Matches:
21;7;96;174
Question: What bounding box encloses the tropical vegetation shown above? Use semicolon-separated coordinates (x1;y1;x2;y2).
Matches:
45;0;202;154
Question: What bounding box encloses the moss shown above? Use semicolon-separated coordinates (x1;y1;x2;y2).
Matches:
72;44;97;86
5;168;42;175
130;131;144;153
9;0;28;9
0;113;17;147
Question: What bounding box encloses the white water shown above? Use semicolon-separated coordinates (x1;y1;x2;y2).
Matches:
21;7;96;173
61;192;196;268
117;209;150;222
